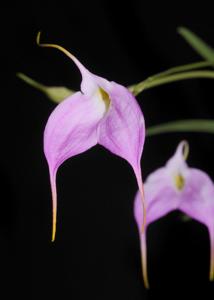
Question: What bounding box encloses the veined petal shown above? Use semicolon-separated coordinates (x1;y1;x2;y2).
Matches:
44;91;107;167
134;164;181;231
134;141;190;233
98;82;146;227
178;168;214;281
98;82;145;168
44;91;108;241
178;168;214;226
134;168;176;290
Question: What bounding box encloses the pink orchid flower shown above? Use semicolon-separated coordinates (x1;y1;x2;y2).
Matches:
37;33;146;242
134;141;214;288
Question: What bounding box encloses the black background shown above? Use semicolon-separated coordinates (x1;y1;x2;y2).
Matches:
2;1;214;299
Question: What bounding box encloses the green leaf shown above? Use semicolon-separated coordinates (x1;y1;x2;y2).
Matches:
178;27;214;63
146;119;214;136
17;73;74;103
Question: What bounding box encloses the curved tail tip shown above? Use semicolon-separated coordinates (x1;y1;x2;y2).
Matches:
51;209;57;242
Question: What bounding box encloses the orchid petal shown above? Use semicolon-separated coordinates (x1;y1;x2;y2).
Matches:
178;168;214;281
134;169;176;289
98;82;146;227
39;34;109;241
134;172;174;228
98;82;145;169
135;142;189;229
178;168;214;226
44;91;108;241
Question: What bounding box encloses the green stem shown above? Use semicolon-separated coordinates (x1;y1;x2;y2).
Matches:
129;61;213;94
131;70;214;96
146;119;214;136
144;61;212;80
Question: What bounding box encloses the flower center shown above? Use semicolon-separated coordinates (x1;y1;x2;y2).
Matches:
174;173;185;190
98;88;111;111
